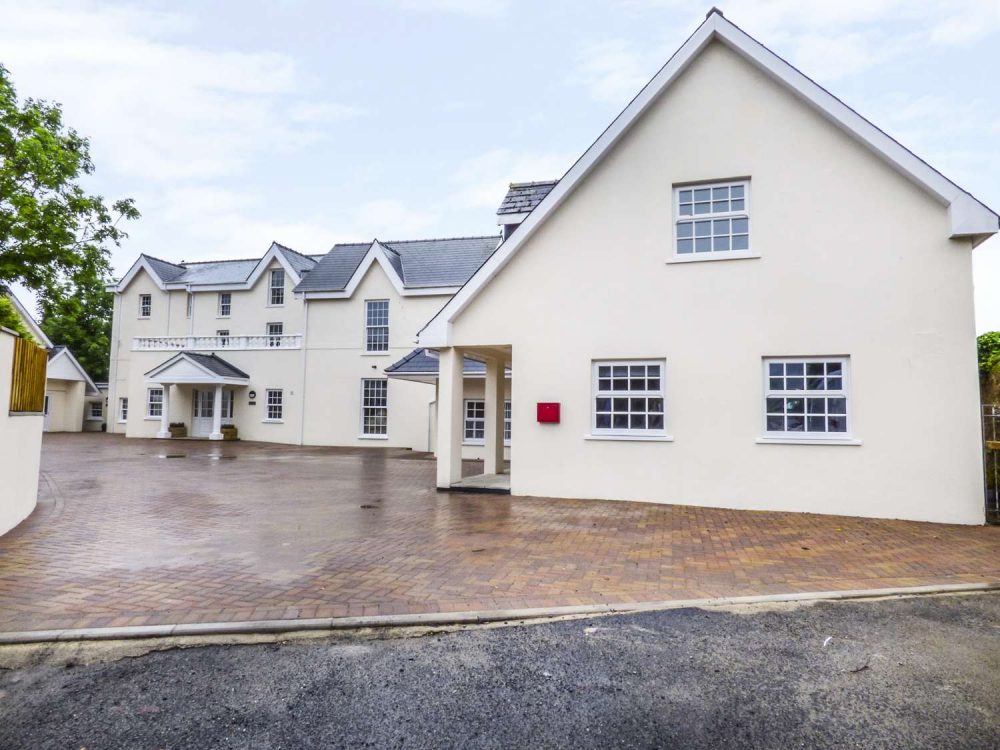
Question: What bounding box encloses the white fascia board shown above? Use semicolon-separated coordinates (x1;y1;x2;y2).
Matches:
496;212;528;226
245;243;305;288
713;15;998;239
49;348;100;395
301;285;459;300
418;12;997;348
5;292;53;348
113;256;171;293
145;375;249;386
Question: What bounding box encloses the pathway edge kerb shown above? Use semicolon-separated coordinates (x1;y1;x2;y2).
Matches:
2;581;997;645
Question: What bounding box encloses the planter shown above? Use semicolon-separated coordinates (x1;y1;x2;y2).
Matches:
169;423;187;438
221;425;238;441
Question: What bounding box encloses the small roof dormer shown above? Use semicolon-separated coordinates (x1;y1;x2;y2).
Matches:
496;180;559;239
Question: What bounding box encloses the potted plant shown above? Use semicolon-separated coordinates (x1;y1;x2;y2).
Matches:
168;422;187;438
221;424;238;441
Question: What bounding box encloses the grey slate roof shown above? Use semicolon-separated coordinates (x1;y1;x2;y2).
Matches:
132;244;321;287
295;235;500;294
183;352;250;379
143;255;187;282
47;344;66;361
496;180;559;216
386;348;512;377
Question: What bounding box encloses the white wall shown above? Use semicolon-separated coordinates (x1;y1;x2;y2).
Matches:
44;379;86;432
448;41;984;524
302;264;444;450
0;330;43;535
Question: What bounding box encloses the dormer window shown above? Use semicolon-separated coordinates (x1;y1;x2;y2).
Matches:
270;269;285;306
673;180;752;260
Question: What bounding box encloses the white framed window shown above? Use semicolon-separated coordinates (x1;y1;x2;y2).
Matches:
591;360;666;437
217;329;230;347
361;379;388;437
218;292;231;318
269;269;285;306
88;401;102;420
674;180;750;258
762;357;852;440
146;388;163;418
463;400;485;443
265;389;283;422
267;322;283;347
365;299;389;352
118;397;128;422
138;294;151;318
464;399;512;446
186;293;193;318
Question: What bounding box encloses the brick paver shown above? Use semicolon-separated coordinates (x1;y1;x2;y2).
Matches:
0;433;998;632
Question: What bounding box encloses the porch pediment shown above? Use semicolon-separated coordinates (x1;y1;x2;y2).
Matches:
144;352;250;386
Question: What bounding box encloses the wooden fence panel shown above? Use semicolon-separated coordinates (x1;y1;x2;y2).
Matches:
9;336;47;413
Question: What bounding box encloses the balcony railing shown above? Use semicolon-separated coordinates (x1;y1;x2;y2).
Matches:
132;334;303;351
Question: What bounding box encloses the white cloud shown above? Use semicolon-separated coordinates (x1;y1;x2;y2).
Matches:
449;149;573;212
393;0;510;18
573;39;660;104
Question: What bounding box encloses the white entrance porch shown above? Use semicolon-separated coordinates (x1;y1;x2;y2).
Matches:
143;352;250;441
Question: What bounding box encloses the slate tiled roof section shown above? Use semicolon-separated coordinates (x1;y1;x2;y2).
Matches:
295;236;500;293
47;345;66;360
130;245;320;287
184;352;250;379
386;348;506;376
142;255;187;282
295;242;371;293
496;180;559;216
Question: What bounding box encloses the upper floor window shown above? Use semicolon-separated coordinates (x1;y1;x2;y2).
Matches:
267;322;283;347
218;293;231;318
763;357;849;438
269;269;285;306
674;180;750;257
186;293;193;319
139;294;151;318
592;360;665;436
365;299;389;353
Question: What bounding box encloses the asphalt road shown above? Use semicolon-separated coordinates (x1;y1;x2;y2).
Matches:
1;593;998;749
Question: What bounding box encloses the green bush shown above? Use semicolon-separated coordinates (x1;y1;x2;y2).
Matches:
0;296;37;343
979;332;1000;375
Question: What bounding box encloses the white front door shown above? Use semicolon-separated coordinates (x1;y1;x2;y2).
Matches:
191;389;214;437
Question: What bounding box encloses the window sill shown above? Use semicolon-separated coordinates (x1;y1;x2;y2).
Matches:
584;433;674;442
462;441;513;447
756;436;862;446
262;419;284;424
359;434;389;440
117;420;127;424
85;417;103;422
361;352;391;357
666;251;760;264
144;416;162;421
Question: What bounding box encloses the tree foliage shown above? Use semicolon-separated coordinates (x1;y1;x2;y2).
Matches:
0;294;36;342
978;332;1000;376
0;62;138;379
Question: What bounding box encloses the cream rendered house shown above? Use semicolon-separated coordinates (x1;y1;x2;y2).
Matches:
107;237;507;455
419;10;999;523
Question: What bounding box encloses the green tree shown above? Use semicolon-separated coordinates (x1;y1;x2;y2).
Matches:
978;332;1000;376
0;63;137;375
0;294;36;342
38;269;113;381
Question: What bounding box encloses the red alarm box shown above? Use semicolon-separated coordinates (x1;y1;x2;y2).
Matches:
536;402;561;423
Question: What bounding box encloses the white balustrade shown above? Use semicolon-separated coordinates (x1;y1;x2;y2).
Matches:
132;334;303;351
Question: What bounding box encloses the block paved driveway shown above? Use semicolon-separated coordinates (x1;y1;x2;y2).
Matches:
1;433;998;633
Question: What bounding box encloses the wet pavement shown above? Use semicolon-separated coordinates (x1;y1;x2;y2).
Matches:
0;433;997;633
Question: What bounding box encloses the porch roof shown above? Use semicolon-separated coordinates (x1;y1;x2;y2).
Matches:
144;352;250;386
385;348;511;384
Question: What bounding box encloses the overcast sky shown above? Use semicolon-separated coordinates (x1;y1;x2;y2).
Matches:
3;0;1000;329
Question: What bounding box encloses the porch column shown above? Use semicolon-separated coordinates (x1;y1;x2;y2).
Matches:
484;357;505;476
436;347;464;488
209;383;223;440
156;384;170;438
